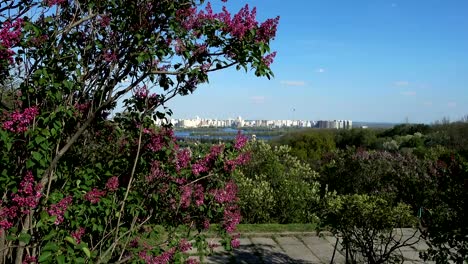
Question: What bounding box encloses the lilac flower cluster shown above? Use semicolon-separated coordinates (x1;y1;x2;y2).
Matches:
71;227;85;244
179;185;192;208
224;151;252;172
223;204;241;233
103;50;117;62
43;0;66;7
185;259;200;264
211;180;237;204
0;18;23;65
145;128;175;152
176;148;192;171
99;15;111;27
22;255;37;264
2;107;39;133
0;206;17;230
178;239;192;252
234;131;248;150
192;144;224;176
261;51;277;67
134;85;149;99
73;102;90;116
0;172;42;231
47;196;73;225
230;233;241;248
84;188;106;204
146;161;167;183
256;16;280;43
139;248;175;264
12;171;42;214
105;176;119;192
177;2;278;46
193;184;204;206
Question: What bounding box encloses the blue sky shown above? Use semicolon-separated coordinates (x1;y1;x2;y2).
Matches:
167;0;468;123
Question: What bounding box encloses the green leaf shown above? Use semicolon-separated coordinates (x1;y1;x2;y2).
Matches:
18;233;31;244
6;235;17;241
35;135;46;145
56;255;66;264
38;251;52;262
43;242;58;251
43;230;56;241
31;151;43;161
74;257;85;264
65;236;77;246
82;247;91;258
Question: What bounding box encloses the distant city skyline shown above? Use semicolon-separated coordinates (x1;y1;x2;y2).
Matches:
165;0;468;124
166;116;353;129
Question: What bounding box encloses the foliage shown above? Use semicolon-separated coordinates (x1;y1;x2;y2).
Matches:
321;194;419;264
419;154;468;263
272;130;336;167
335;128;379;149
0;0;279;263
319;148;436;211
235;140;321;224
379;124;431;138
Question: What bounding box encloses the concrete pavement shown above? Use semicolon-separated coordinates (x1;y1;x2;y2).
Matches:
187;229;432;263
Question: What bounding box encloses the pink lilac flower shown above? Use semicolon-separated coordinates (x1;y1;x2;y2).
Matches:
84;188;106;204
175;39;186;55
228;5;258;39
22;255;37;264
103;51;117;62
105;176;119;192
185;259;200;264
236;152;251;165
234;131;248;150
2;107;39;133
225;152;252;172
74;102;90;115
145;128;175;152
231;238;240;248
47;196;73;225
71;227;85;244
193;184;204;206
0;18;23;67
11;171;42;213
180;185;192;209
99;15;111;27
192;144;225;175
224;159;237;173
0;206;18;230
211;180;238;204
176;148;191;171
178;239;192;252
262;51;277;67
256;16;280;43
130;238;139;248
44;0;66;7
146;160;167;183
200;63;212;73
139;247;176;264
134;85;149;99
0;219;13;230
203;219;210;230
223;205;241;233
191;162;208;176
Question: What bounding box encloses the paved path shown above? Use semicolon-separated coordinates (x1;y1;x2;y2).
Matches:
187;229;432;264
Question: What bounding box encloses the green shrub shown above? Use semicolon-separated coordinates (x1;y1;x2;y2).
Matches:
236;141;321;224
321;194;419;264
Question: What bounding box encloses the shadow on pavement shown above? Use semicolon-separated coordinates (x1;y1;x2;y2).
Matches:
206;243;316;264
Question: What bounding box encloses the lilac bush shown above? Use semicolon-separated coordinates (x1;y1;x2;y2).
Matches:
0;0;279;263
